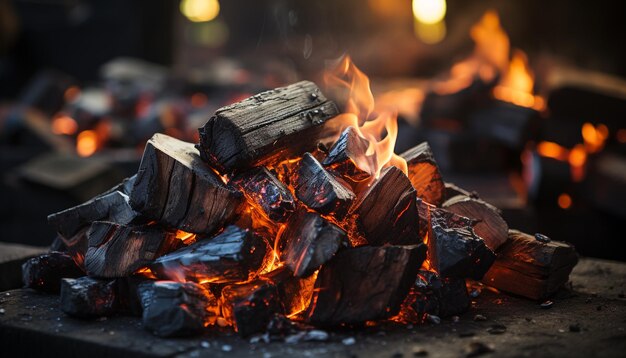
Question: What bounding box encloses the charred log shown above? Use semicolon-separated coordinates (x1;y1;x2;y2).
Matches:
295;153;355;218
306;244;426;325
443;195;509;251
139;281;218;337
85;222;181;278
150;225;267;284
322;126;374;184
352;166;420;245
220;279;283;337
280;211;348;277
231;167;295;222
22;252;84;293
130;133;242;235
60;277;117;318
400;142;445;206
481;230;579;300
197;81;339;172
428;208;496;280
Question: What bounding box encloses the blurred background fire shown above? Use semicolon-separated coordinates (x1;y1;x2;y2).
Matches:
0;0;624;261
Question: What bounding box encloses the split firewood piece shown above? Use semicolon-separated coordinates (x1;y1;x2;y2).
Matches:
294;153;355;218
231;167;296;222
427;208;496;280
397;270;469;323
443;195;508;251
220;279;284;337
262;267;317;316
352;166;421;245
400;142;445;206
60;277;117;318
130;133;242;235
22;252;84;293
280;210;348;277
481;230;579;300
306;244;426;325
322;126;375;184
197;81;339;172
85;221;181;278
139;281;219;337
150;225;268;284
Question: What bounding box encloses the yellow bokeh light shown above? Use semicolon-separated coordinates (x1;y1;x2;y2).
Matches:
180;0;220;23
412;0;446;25
415;20;446;44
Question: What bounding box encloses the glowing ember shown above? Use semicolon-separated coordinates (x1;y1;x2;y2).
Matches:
76;130;98;157
324;55;407;179
51;115;78;135
558;193;572;209
582;122;609;153
537;141;569;161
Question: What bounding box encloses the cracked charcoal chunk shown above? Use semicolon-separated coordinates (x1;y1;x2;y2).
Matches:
140;281;218;337
400;142;445;206
22;252;84;293
306;244;426;325
322;126;375;184
443;195;509;251
60;277;117;318
197;81;339;172
427;208;496;280
352;166;421;246
85;222;181;278
261;266;317;316
150;225;267;284
280;211;348;278
481;229;579;300
231;167;295;222
295;153;355;218
130;133;242;235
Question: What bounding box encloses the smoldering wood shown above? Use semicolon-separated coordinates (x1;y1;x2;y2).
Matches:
197;81;339;172
22;252;84;293
294;153;355;218
352;166;421;246
60;277;117;318
306;244;426;326
129;133;242;235
231;167;295;222
139;281;218;337
400;142;445;206
262;267;317;316
481;230;579;300
397;270;469;323
55;227;89;268
322;126;374;184
427;208;496;280
150;225;268;284
220;279;283;337
85;222;181;278
280;211;348;277
443;195;509;251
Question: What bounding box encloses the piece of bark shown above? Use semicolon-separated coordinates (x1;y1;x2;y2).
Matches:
151;225;267;284
352;166;421;246
220;279;283;337
322;126;375;184
85;222;181;278
443;195;508;251
294;153;355;218
280;211;348;277
231;167;295;222
60;277;117;318
262;267;317;316
427;208;496;280
22;252;84;293
396;270;469;323
306;244;426;325
130;133;242;235
400;142;445;206
481;230;579;300
197;81;339;172
139;281;218;337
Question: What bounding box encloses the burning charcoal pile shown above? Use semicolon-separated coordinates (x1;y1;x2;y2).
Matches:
23;59;579;340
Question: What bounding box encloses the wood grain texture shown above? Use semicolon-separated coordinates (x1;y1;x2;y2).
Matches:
401;142;445;206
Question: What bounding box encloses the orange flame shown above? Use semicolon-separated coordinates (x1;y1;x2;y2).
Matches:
493;50;545;110
51;115;78;135
324;55;407;179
